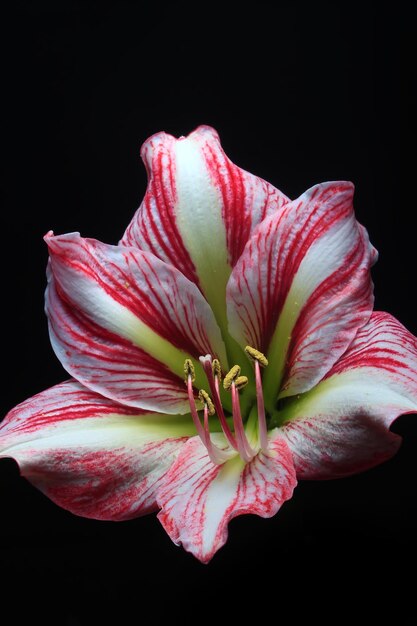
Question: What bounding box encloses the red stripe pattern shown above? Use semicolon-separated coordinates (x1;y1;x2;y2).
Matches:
326;311;417;388
121;125;289;281
124;131;198;283
45;233;226;412
157;433;296;563
47;278;189;412
0;380;142;435
281;312;417;479
0;380;189;520
282;412;401;480
227;181;377;397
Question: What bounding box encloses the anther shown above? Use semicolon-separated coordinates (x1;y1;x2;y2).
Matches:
234;376;249;390
212;358;222;381
223;365;241;391
245;346;269;367
198;389;215;416
184;358;195;383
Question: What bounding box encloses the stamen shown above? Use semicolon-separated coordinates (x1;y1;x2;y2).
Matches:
245;346;269;367
245;347;269;451
230;382;255;463
185;366;205;441
254;360;269;451
212;359;222;381
234;375;248;390
185;365;229;464
202;403;231;464
198;389;215;416
223;365;241;391
189;355;263;465
184;358;195;383
199;355;237;449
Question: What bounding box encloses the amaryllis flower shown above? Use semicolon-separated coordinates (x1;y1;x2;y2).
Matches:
1;126;416;563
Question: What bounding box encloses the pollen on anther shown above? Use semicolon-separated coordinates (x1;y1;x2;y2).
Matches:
223;365;241;391
245;346;269;367
198;389;215;416
234;375;249;390
184;358;195;383
212;358;222;380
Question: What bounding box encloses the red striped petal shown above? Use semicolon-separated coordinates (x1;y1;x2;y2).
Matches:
157;433;296;563
121;125;288;328
0;380;194;520
227;182;376;403
45;232;227;412
280;312;417;479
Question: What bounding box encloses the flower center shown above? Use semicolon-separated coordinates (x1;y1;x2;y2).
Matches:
184;347;269;465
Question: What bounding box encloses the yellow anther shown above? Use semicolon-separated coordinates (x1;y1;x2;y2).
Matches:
234;375;249;390
223;365;241;391
245;346;269;367
184;359;195;383
198;389;215;416
212;358;222;380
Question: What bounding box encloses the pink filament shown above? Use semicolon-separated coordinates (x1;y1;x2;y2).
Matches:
187;375;229;464
202;404;230;464
254;360;269;451
187;376;206;441
231;383;255;463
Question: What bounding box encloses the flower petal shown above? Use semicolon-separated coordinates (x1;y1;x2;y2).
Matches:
0;380;195;520
157;432;296;563
121;125;288;329
227;182;377;403
45;232;227;413
279;312;417;479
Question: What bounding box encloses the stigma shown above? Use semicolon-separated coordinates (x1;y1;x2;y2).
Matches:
184;347;269;465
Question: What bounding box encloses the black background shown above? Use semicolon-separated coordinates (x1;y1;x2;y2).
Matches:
1;2;416;624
